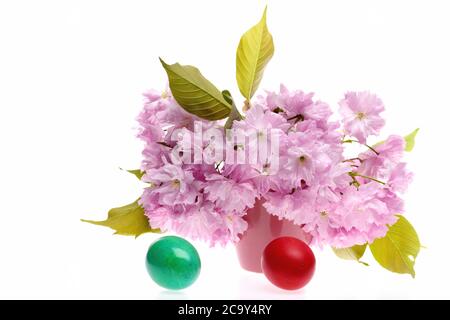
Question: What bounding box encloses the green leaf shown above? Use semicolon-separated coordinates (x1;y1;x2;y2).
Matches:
236;7;274;100
82;200;160;237
159;58;231;120
404;128;419;152
223;90;243;129
120;168;144;180
222;89;233;105
332;244;369;266
373;128;420;151
369;215;420;277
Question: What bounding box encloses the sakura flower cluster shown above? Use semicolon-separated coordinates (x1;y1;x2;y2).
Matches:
138;85;412;248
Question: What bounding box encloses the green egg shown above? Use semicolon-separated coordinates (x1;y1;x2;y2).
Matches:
145;236;201;290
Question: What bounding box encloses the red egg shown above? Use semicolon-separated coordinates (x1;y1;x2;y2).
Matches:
261;237;316;290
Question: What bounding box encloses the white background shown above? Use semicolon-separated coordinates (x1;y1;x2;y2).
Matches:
1;0;449;299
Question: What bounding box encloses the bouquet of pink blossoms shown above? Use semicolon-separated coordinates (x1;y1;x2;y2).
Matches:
84;8;420;277
138;87;414;248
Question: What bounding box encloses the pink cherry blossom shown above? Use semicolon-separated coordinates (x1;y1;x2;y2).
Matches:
387;163;413;193
138;87;413;248
144;163;200;206
233;103;290;135
358;135;406;179
339;91;385;143
204;174;257;214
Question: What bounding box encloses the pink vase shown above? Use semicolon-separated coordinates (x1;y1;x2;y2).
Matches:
235;198;312;273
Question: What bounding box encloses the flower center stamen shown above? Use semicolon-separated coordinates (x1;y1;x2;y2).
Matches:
262;163;271;175
171;179;181;188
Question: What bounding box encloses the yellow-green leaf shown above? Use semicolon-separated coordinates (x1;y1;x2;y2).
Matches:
236;7;274;100
120;168;144;180
332;244;369;266
404;128;419;152
82;200;160;237
223;90;243;129
222;89;233;106
127;169;144;180
369;215;420;277
160;58;231;120
373;128;420;151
